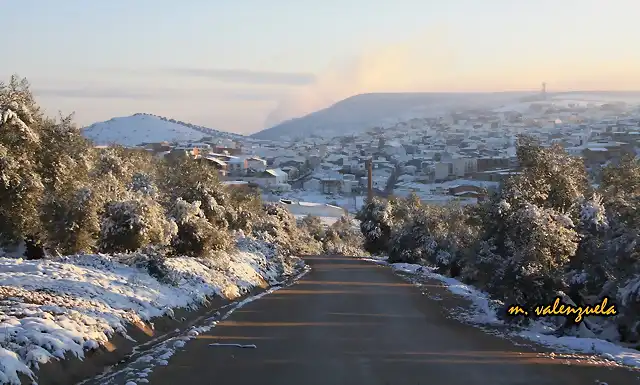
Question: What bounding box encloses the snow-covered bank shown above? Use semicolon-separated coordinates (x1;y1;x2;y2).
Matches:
87;266;311;385
360;258;640;369
0;238;302;385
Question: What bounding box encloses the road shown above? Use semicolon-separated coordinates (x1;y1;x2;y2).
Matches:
144;255;639;385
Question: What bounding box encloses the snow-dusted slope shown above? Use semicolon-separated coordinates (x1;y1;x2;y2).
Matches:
0;237;302;384
251;92;532;140
251;90;640;141
83;114;206;146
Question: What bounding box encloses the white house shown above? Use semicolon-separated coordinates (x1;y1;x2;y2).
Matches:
266;168;288;184
247;157;267;172
239;168;289;188
451;157;477;177
434;162;451;180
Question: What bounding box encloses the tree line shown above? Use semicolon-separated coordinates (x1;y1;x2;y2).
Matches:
0;75;363;268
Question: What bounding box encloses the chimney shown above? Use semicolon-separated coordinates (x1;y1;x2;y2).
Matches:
367;158;373;202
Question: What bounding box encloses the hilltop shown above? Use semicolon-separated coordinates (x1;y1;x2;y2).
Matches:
82;113;244;146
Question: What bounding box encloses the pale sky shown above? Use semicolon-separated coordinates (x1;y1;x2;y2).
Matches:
2;0;639;134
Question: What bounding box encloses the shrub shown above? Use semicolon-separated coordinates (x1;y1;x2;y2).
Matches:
252;203;321;256
356;197;396;254
299;215;325;242
99;193;177;253
323;216;366;256
169;198;232;257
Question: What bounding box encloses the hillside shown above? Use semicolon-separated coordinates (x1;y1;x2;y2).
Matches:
82;113;243;146
251;91;640;141
251;92;532;140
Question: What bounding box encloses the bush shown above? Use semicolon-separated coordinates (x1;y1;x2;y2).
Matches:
99;193;177;253
356;197;396;254
252;203;322;256
299;215;325;242
42;184;102;255
323;216;366;256
169;198;232;257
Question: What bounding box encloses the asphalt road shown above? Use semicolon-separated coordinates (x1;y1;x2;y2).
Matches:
145;255;640;385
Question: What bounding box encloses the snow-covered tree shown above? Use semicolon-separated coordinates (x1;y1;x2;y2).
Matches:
99;193;177;253
515;135;590;213
462;138;586;312
168;198;232;257
224;187;263;232
323;216;365;256
0;76;45;248
356;197;396;254
299;215;325;242
566;193;611;299
252;203;321;256
129;172;158;197
42;184;102;255
597;156;640;340
388;206;438;264
158;157;230;229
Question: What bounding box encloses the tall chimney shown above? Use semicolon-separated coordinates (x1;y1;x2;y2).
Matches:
367;158;373;202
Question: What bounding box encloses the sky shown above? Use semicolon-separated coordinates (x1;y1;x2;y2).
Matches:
2;0;640;134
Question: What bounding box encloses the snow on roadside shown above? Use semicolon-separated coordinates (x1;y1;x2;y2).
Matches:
361;258;640;370
0;238;302;385
391;263;503;326
88;266;311;385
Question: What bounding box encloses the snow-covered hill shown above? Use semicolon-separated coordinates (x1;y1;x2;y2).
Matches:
82;113;243;146
251;92;533;140
251;91;640;141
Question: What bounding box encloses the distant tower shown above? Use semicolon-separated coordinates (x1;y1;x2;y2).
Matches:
541;82;547;100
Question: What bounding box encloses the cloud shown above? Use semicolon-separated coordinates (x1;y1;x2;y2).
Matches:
264;28;457;127
105;68;317;86
34;85;283;101
262;26;640;128
166;68;317;86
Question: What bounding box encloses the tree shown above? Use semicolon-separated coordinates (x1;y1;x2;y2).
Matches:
0;76;45;250
99;193;177;253
356;197;396;254
299;215;325;242
158;156;230;228
323;216;365;256
169;198;232;257
464;137;586;314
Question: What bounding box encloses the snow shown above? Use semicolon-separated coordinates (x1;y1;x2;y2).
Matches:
209;343;257;348
361;258;640;369
82;114;207;147
294;215;341;226
252;92;526;140
265;190;365;214
0;240;302;384
390;263;502;325
90;266;311;385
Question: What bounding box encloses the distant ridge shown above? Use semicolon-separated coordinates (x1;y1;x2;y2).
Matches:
251;91;534;140
251;91;640;141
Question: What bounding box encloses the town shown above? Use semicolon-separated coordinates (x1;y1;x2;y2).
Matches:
122;92;640;219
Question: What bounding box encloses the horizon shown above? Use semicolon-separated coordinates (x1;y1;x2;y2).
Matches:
2;0;640;134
